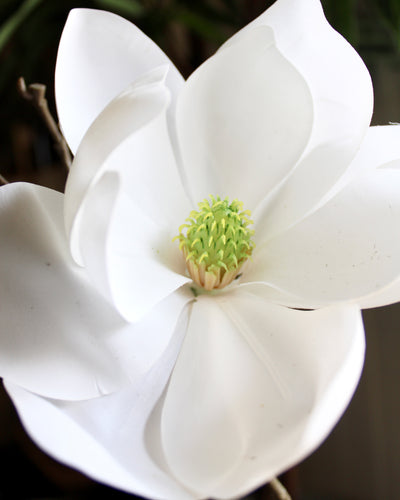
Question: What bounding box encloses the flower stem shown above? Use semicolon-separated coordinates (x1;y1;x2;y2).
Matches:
17;76;72;170
269;477;292;500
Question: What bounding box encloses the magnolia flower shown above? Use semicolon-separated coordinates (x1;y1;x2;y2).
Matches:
1;0;400;498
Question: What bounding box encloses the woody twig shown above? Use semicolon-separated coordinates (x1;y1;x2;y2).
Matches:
17;76;72;170
269;477;292;500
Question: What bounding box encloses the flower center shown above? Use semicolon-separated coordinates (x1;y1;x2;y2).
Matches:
175;195;255;291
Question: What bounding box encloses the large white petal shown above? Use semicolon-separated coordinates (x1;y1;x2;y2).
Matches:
246;165;400;308
347;125;400;174
67;74;192;320
355;275;400;309
342;126;400;308
65;66;174;262
0;184;117;399
161;292;364;498
103;286;192;387
56;8;184;154
176;25;313;211
85;182;190;322
235;0;373;238
4;303;196;500
0;183;190;400
255;125;400;247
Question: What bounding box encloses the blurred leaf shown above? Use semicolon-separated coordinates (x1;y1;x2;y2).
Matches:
180;0;239;26
322;0;359;46
0;0;44;53
0;0;23;17
368;0;400;51
92;0;144;18
174;7;227;43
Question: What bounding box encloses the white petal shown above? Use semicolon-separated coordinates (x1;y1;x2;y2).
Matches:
338;125;400;308
0;183;125;399
73;105;192;320
161;292;364;498
236;0;373;238
348;125;400;174
65;66;171;261
246;166;400;308
176;25;313;210
104;287;192;386
74;173;192;382
255;125;400;246
355;275;400;309
87;184;190;322
4;304;195;500
56;8;184;154
0;183;191;400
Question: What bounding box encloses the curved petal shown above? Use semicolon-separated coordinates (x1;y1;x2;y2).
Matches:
355;275;400;309
0;183;123;399
246;166;400;308
65;66;170;261
56;8;184;154
104;287;193;386
4;303;195;500
84;181;190;322
176;25;313;211
343;126;400;308
255;125;400;246
71;94;192;320
233;0;373;238
0;183;191;400
161;292;364;498
347;125;400;174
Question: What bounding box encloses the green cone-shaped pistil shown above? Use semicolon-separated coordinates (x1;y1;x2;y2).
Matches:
175;196;255;290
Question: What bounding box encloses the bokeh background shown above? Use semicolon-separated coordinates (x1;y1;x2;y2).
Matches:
1;0;400;498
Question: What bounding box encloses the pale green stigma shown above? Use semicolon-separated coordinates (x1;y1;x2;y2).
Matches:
174;195;255;291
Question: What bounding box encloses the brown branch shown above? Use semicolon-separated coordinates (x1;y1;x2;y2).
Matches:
0;173;9;185
269;477;292;500
17;76;72;170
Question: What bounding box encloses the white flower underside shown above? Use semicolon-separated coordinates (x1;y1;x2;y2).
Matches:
1;0;400;499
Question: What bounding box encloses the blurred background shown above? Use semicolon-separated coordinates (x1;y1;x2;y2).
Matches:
1;0;400;498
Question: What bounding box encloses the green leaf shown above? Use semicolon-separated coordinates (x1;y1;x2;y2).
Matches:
321;0;359;46
174;7;226;43
0;0;44;53
368;0;400;51
92;0;144;18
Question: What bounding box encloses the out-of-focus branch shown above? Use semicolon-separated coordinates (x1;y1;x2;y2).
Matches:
17;77;72;170
269;477;292;500
0;173;9;186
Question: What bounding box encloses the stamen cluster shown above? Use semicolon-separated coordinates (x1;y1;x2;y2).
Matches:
175;196;255;290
